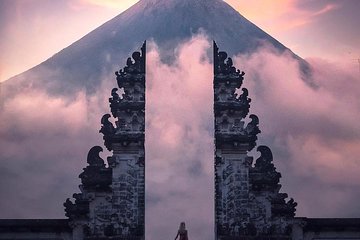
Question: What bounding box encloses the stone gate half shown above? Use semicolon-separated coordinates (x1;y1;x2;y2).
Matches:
64;43;146;240
213;42;297;240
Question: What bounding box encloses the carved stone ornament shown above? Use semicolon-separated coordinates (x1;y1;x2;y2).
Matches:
250;145;281;192
79;146;112;192
100;42;146;152
213;42;260;153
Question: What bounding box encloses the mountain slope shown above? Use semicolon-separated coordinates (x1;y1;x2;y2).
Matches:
2;0;295;97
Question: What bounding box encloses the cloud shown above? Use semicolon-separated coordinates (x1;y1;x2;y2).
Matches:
0;69;114;218
233;44;360;217
145;35;214;240
1;33;360;240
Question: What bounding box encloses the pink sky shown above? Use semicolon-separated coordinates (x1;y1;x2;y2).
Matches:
0;0;359;82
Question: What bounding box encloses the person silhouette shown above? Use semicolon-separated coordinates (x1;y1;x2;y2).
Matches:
174;222;188;240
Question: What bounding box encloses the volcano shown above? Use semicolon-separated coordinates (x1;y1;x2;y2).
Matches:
2;0;300;97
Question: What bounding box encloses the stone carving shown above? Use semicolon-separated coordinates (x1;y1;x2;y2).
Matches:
64;146;112;222
271;193;297;218
99;114;116;151
64;193;89;220
115;50;145;78
213;41;260;157
250;145;281;192
214;42;244;77
87;145;105;166
109;88;121;116
101;42;146;153
79;146;112;191
238;88;250;103
245;114;261;136
100;114;116;136
214;42;296;239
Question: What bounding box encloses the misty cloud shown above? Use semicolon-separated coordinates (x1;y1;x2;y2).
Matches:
0;69;114;218
0;34;360;240
234;45;360;217
145;35;214;240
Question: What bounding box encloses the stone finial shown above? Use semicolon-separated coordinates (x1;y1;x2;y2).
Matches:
245;114;261;136
250;145;281;191
214;41;245;76
99;114;116;136
79;146;112;191
116;41;146;82
86;146;104;167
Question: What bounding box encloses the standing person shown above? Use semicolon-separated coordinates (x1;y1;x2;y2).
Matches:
174;222;188;240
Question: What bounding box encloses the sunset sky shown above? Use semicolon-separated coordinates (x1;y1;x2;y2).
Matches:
0;1;360;239
1;0;359;82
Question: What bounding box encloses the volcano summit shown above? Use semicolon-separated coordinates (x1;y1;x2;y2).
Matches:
2;0;299;96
